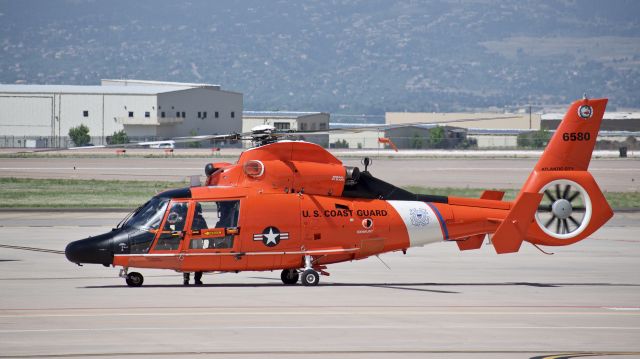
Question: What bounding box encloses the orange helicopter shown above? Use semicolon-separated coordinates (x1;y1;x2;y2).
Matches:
65;97;613;287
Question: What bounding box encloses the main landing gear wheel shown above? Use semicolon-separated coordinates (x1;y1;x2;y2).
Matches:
280;269;299;285
301;269;319;286
125;272;144;287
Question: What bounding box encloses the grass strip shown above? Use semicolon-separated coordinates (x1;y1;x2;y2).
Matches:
0;178;187;208
406;186;640;210
0;178;637;209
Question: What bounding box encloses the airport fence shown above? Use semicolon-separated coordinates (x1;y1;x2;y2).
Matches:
1;134;637;151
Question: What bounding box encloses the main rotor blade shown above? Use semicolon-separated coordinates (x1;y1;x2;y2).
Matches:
295;115;522;135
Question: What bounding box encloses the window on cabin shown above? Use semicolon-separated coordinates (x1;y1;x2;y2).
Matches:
189;200;240;250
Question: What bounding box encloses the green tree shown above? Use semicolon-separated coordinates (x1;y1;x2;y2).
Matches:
518;129;551;149
68;124;91;147
428;127;446;148
108;130;129;145
410;132;424;149
188;129;201;148
332;139;349;148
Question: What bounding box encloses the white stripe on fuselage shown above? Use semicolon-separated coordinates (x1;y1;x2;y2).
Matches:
387;201;444;247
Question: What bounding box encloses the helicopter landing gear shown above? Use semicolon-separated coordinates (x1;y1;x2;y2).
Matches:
125;272;144;287
301;269;319;286
280;269;299;285
120;268;144;287
300;255;320;286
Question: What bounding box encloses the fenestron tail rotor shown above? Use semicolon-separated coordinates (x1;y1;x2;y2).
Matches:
535;179;592;239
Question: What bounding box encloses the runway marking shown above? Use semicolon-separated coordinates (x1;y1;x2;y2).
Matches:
1;310;639;318
1;326;640;334
531;353;640;359
0;244;64;255
2;350;638;359
0;167;201;171
1;167;638;172
3;305;640;311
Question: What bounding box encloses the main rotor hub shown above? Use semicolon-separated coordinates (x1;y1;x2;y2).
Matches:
551;199;572;219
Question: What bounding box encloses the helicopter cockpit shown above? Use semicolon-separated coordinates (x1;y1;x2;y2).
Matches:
65;187;242;266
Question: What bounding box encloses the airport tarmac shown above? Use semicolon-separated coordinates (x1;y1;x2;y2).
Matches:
0;212;639;358
1;156;638;191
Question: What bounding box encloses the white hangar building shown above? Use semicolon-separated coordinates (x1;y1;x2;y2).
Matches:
0;79;242;147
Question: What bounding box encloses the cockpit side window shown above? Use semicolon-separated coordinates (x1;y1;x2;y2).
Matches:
154;201;190;251
123;197;169;230
121;197;170;255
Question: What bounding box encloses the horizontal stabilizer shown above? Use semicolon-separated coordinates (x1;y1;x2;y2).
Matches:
480;190;505;201
456;190;505;251
492;192;543;254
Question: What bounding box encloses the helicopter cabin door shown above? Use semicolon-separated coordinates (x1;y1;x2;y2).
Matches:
148;200;190;270
182;199;242;272
240;194;300;270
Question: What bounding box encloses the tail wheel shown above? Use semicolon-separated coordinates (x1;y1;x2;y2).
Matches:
535;179;592;239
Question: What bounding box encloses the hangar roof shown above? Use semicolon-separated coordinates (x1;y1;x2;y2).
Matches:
0;84;189;95
243;111;325;118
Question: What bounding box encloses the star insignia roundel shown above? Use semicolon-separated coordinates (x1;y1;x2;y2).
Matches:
253;226;289;247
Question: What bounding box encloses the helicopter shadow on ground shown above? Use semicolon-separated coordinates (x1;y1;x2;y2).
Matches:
82;280;640;293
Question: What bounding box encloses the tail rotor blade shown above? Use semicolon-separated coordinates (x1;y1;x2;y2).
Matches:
544;190;556;202
544;215;556;229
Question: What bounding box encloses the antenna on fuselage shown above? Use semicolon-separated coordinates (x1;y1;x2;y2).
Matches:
361;157;372;173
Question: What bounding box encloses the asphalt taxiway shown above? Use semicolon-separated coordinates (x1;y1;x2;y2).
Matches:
0;212;639;358
0;156;638;191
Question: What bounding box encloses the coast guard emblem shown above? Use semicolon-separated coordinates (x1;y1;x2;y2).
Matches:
410;208;429;226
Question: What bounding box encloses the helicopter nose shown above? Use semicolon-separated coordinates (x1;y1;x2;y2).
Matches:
65;233;114;265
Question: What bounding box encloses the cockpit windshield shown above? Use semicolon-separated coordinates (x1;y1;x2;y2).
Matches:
122;197;169;230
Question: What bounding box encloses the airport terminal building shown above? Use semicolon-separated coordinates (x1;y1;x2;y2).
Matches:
0;79;242;147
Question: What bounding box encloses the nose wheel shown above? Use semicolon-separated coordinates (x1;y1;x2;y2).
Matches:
125;272;144;287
